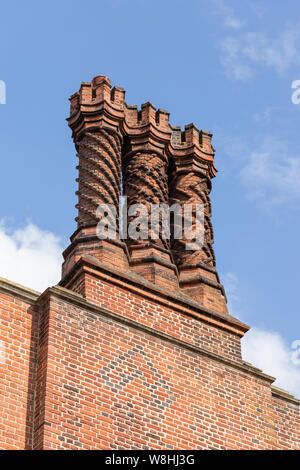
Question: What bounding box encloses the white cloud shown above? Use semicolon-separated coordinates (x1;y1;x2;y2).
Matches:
211;0;244;30
222;271;242;319
220;26;300;80
253;106;277;124
217;132;300;207
0;221;63;292
240;139;300;206
223;271;239;301
223;271;300;397
220;37;254;80
247;2;268;20
242;328;300;398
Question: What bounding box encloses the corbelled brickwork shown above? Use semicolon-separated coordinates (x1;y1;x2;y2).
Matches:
0;76;299;450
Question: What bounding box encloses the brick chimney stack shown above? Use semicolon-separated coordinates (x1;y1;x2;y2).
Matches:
62;76;129;283
122;102;178;289
168;125;227;314
61;76;227;314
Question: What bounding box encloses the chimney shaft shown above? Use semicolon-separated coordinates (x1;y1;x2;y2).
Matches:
62;76;227;314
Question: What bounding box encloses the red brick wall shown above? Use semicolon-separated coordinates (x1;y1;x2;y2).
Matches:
0;276;299;450
0;284;39;449
35;286;300;450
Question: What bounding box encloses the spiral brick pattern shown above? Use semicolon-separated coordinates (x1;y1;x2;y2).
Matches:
76;129;122;230
123;151;169;250
170;171;216;268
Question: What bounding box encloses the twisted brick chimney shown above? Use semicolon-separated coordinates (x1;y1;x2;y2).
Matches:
62;76;129;279
61;76;227;314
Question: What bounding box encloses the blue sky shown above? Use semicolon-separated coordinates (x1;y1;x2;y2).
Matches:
0;0;300;395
